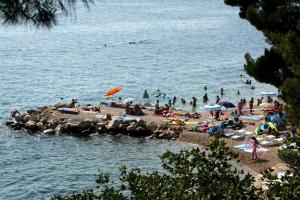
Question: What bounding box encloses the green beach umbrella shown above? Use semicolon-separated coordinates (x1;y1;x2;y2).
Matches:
267;122;278;132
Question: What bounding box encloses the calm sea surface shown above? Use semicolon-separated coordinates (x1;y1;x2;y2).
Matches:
0;0;276;199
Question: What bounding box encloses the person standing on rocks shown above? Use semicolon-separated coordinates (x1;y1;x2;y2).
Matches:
69;99;77;108
10;109;20;118
155;100;160;109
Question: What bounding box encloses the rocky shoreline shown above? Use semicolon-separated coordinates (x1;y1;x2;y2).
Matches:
5;104;184;139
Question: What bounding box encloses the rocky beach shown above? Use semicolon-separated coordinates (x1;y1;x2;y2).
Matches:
5;102;289;177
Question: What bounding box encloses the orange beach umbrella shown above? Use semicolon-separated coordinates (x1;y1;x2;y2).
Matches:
103;87;122;97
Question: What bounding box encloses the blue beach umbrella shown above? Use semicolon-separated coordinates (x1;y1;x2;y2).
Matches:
218;101;236;108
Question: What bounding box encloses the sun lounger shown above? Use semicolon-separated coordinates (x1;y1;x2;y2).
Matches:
260;140;272;146
245;131;253;136
223;132;235;137
231;135;243;140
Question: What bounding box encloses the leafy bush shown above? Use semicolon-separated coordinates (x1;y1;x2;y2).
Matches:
278;137;300;169
52;138;262;200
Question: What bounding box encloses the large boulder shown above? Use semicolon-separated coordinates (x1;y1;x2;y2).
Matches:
14;113;26;122
55;124;64;134
119;123;129;130
23;115;32;123
5;121;14;126
127;124;136;132
147;122;158;131
78;120;92;129
47;120;56;129
107;118;120;129
10;122;24;130
25;120;37;131
36;122;47;131
27;109;38;115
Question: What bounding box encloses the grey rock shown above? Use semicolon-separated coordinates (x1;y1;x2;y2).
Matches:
14;113;26;122
55;124;64;134
36;122;46;131
47;120;56;129
25;120;37;131
23;115;32;123
127;125;136;131
107;119;120;129
147;122;158;131
10;122;24;130
27;109;37;115
5;121;14;126
43;129;55;134
79;120;92;129
119;123;128;129
146;134;155;139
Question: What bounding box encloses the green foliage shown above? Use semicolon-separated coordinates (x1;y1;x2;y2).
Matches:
52;138;262;200
224;0;300;126
262;168;300;199
278;137;300;169
0;0;92;28
51;138;300;200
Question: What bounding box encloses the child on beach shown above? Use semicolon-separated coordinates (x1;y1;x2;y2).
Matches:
251;137;259;160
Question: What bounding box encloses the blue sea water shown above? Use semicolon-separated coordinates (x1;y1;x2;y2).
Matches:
0;0;276;199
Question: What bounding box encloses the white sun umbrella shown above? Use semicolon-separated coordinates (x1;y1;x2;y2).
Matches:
202;104;222;112
260;91;277;97
202;104;222;125
123;97;134;104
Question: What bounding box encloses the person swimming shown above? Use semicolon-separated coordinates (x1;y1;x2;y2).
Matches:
192;97;197;107
181;98;186;104
204;86;207;91
216;95;220;104
237;90;240;95
203;93;208;103
172;96;177;104
220;88;224;95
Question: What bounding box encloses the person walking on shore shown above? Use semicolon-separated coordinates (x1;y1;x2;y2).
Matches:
203;93;208;103
192;97;197;107
155;100;160;109
216;95;220;104
251;137;259;160
249;97;254;113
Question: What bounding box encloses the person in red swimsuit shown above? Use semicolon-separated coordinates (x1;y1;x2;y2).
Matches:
251;137;259;160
